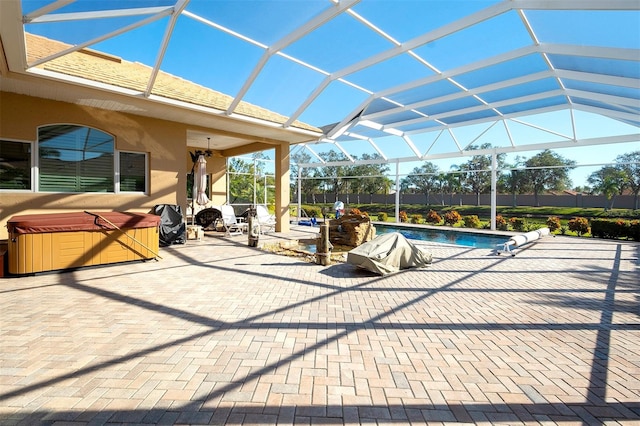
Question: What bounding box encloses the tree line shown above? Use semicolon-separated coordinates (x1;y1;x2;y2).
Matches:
291;145;640;210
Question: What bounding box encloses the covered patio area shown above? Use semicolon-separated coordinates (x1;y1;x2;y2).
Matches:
1;230;638;424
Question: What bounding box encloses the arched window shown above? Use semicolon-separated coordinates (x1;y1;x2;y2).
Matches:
39;125;114;192
36;124;146;193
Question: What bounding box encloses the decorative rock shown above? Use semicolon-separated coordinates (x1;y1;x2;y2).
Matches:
328;214;376;247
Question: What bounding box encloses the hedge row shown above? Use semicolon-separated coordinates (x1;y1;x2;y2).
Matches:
591;218;640;241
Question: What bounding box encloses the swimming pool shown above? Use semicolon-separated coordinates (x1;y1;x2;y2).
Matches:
375;224;508;249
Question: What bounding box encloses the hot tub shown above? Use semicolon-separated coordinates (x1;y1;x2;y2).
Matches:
7;211;160;275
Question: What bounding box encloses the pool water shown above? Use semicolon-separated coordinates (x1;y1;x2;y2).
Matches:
376;224;507;249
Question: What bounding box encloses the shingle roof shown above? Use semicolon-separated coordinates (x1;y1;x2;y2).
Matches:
25;33;321;133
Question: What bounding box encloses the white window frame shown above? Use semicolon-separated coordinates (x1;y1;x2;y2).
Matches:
116;150;149;194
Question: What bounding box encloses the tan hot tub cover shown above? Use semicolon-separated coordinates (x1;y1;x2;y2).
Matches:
7;211;160;234
347;232;432;275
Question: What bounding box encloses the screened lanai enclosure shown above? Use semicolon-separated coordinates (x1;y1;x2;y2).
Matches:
3;0;639;228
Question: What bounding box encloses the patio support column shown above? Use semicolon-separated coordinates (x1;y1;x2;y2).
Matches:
274;142;290;232
208;155;227;205
226;157;230;205
491;151;497;231
395;159;400;223
253;158;257;206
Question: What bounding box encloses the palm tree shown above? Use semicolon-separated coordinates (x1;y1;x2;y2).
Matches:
446;165;463;205
500;156;526;207
587;166;628;210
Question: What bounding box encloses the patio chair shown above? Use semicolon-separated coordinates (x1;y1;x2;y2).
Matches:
255;205;276;233
217;205;246;236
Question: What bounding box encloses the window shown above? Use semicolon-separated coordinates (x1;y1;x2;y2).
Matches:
36;124;147;194
0;140;32;190
39;125;114;192
119;152;147;192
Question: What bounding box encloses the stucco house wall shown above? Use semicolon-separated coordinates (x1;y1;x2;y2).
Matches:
0;91;216;240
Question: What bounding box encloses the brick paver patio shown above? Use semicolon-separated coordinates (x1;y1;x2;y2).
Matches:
1;227;639;425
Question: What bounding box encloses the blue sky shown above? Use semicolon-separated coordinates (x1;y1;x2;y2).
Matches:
22;0;640;188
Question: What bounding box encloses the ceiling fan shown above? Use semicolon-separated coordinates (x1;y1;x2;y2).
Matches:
190;137;213;163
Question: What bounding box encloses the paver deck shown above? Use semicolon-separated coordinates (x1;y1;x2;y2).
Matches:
1;226;639;425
